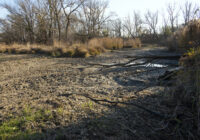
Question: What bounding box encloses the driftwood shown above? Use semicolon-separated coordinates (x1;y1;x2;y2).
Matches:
86;55;181;68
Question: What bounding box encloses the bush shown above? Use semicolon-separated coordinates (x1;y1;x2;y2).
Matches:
74;47;90;58
167;19;200;52
101;38;123;50
163;20;200;138
88;46;106;56
166;46;200;138
124;38;141;48
0;47;7;53
88;38;101;47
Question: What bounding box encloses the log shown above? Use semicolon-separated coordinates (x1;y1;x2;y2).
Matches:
86;55;182;68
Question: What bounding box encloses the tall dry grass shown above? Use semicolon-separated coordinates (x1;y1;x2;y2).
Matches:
0;37;142;58
165;20;200;137
88;38;124;50
124;38;142;48
167;19;200;51
170;47;200;137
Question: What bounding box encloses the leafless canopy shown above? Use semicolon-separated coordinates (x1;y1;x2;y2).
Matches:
145;10;159;36
123;11;143;38
167;2;180;32
181;1;198;25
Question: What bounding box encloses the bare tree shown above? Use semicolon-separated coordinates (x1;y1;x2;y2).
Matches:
167;2;180;32
194;8;200;19
181;1;198;25
112;18;122;37
79;0;112;38
0;0;37;43
60;0;84;41
45;0;62;41
123;11;143;38
145;10;159;37
161;17;171;38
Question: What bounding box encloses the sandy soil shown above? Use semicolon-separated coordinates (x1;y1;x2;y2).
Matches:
0;46;179;139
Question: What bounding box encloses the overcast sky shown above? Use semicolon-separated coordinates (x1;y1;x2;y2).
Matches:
0;0;199;19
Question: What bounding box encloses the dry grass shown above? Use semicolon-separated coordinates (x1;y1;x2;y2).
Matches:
101;38;123;49
164;20;200;137
167;19;200;51
164;48;200;138
88;37;124;50
124;38;142;48
0;38;141;58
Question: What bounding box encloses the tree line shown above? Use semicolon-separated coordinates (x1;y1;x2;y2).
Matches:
0;0;199;45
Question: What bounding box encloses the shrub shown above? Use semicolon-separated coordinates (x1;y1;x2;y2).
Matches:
88;47;100;56
93;46;106;53
124;38;141;48
65;49;75;57
0;46;7;53
167;46;200;138
88;38;102;47
87;46;105;56
101;38;123;50
74;47;90;58
167;19;200;52
51;50;62;57
163;20;200;137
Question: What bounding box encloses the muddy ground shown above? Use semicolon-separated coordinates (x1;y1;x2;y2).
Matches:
0;46;179;139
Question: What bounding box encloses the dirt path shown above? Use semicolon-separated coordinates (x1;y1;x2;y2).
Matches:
0;46;179;139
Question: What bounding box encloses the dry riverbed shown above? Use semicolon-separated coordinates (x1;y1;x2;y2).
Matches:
0;46;179;140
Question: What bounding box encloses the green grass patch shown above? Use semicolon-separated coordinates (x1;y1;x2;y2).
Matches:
0;107;57;140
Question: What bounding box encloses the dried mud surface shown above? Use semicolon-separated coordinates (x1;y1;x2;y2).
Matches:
0;46;179;139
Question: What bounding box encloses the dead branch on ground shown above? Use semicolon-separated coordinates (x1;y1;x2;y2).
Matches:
86;55;181;68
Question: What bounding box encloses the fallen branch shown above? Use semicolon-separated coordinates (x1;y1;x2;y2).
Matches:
86;55;181;68
125;55;181;60
60;93;169;119
81;94;170;119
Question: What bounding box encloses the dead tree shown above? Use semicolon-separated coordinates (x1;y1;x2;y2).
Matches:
79;0;112;39
167;2;180;32
123;11;143;38
112;18;122;37
181;1;198;25
145;10;159;39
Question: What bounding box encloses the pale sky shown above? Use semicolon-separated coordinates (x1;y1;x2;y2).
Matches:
0;0;200;19
108;0;200;17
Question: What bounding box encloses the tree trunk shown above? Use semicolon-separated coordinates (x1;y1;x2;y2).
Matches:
65;17;71;41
